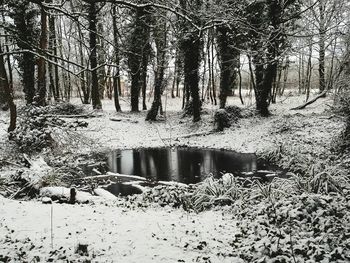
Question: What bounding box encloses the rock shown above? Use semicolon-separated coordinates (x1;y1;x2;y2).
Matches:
42;197;52;204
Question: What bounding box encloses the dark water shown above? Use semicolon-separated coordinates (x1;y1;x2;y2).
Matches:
105;183;143;196
107;147;267;184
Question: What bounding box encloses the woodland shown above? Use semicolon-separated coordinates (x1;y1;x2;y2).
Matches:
0;0;350;262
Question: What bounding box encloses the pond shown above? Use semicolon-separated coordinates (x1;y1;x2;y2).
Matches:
107;147;279;184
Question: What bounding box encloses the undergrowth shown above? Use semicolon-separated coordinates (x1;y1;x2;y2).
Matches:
9;103;88;153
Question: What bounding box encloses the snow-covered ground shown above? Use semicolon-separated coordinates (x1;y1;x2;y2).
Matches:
78;92;339;154
0;93;348;262
0;196;241;262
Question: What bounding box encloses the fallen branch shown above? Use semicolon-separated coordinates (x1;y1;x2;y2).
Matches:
84;172;147;182
290;90;327;110
157;180;189;188
40;187;95;203
43;113;100;118
109;117;138;123
163;130;216;140
84;173;189;188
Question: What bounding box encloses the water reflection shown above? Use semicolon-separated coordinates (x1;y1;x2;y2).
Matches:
108;147;257;184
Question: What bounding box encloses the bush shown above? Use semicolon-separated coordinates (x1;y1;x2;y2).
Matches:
214;109;231;131
9;104;88;153
214;106;242;131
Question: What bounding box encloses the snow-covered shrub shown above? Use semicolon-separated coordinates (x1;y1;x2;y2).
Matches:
139;184;191;208
230;193;350;262
225;105;242;119
9;104;88;152
47;102;85;115
214;106;242;131
214;109;231;131
290;167;350;195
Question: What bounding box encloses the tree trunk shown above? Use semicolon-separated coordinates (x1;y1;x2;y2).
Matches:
69;0;88;104
112;5;121;112
146;16;167;121
10;2;36;104
217;26;239;108
251;0;282;117
0;43;7;108
141;52;149;111
89;2;102;109
128;7;151;112
48;0;60;102
0;45;16;132
210;32;217;106
97;20;106;99
1;14;14;98
318;0;326;94
305;41;313;101
207;34;213;104
36;4;48;106
183;36;201;122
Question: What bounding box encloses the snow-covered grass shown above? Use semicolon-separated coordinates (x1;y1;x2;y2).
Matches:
0;92;349;262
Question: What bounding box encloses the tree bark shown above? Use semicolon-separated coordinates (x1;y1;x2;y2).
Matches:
97;19;106;99
183;36;201;122
0;45;16;132
10;2;36;104
179;0;202;122
146;16;167;121
36;4;48;106
217;26;239;108
88;2;102;109
112;5;121;112
128;7;151;112
318;0;326;94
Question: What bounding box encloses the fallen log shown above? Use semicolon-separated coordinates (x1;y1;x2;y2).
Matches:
290;90;327;110
40;187;95;203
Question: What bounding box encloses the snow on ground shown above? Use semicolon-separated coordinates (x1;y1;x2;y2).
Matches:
80;92;341;156
0;198;240;262
0;92;346;262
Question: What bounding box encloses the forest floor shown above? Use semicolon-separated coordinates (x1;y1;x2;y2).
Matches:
0;92;349;262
